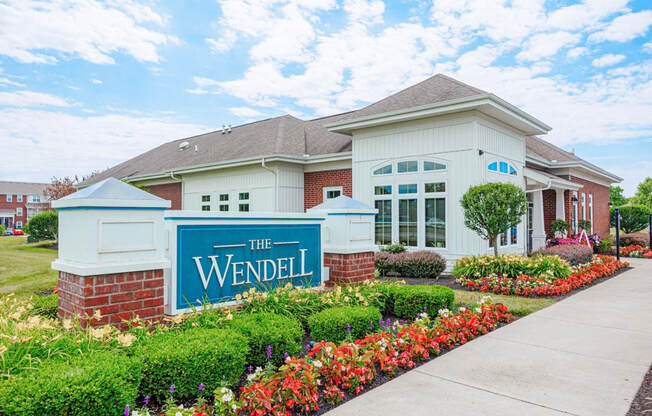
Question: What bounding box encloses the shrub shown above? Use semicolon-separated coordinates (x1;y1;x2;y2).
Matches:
23;211;58;241
551;219;570;235
375;250;446;278
137;328;248;402
620;232;649;247
578;219;592;232
595;240;614;254
224;312;303;366
0;224;4;235
380;243;407;253
453;254;570;279
0;351;141;416
308;306;382;344
29;293;58;319
388;285;454;319
611;205;651;234
532;244;593;267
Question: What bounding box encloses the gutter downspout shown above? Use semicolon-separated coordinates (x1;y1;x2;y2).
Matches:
261;157;278;211
169;171;182;209
525;180;551;193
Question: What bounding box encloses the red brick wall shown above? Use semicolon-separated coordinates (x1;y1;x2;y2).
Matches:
0;194;27;228
542;189;557;238
569;176;610;238
304;169;352;210
324;252;375;285
146;182;182;210
58;269;164;328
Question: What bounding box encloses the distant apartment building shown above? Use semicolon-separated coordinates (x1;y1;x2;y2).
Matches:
0;181;51;229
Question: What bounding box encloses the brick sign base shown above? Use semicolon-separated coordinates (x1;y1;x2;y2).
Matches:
58;269;164;327
323;252;375;285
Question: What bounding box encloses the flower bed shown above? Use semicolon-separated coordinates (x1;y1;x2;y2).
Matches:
620;245;652;258
452;253;570;279
532;244;594;266
456;255;629;297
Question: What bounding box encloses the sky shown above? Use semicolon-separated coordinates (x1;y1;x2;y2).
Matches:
0;0;650;196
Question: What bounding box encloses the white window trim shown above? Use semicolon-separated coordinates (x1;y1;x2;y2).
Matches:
487;158;518;177
581;193;586;221
588;194;593;233
16;221;22;228
6;194;12;202
323;186;343;201
16;207;22;216
17;195;23;202
572;191;578;234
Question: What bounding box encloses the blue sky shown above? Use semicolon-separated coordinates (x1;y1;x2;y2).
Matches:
0;0;650;195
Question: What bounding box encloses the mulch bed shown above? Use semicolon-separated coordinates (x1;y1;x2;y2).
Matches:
627;365;652;416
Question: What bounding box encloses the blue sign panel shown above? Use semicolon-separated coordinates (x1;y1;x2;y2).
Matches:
176;223;321;309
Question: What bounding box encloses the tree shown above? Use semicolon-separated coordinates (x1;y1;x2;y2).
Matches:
609;185;627;207
610;204;651;234
460;183;528;256
24;211;58;241
44;172;98;201
630;177;652;210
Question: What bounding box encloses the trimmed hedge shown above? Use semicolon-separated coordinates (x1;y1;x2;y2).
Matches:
308;306;382;344
532;244;593;267
224;312;303;367
388;285;454;320
0;351;141;416
137;328;248;402
620;232;649;247
375;250;446;278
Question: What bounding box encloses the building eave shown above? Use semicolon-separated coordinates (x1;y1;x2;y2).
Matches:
525;155;622;184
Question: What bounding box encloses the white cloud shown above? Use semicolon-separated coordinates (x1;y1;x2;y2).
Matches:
91;79;103;84
0;77;25;87
644;42;652;53
589;10;652;43
516;32;580;61
0;0;179;65
592;54;626;67
228;106;266;118
0;90;71;107
0;108;207;181
546;0;629;31
567;47;588;59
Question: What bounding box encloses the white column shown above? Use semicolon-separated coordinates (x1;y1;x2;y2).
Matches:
531;190;547;250
555;188;565;220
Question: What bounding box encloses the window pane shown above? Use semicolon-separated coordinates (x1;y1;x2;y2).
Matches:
398;184;417;194
239;204;249;212
499;161;508;173
500;232;507;246
488;162;498;171
424;182;445;193
219;205;228;212
239;192;249;200
425;197;446;248
326;190;341;199
201;195;210;202
374;185;392;195
510;226;517;245
399;199;417;247
201;205;210;211
424;161;446;171
374;200;392;245
509;165;517;175
397;160;418;173
373;164;392;175
220;194;229;201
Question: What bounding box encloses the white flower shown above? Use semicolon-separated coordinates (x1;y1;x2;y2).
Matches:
131;411;140;416
458;306;466;313
475;307;482;313
232;404;237;411
222;390;234;402
175;412;182;416
438;308;451;317
312;360;323;368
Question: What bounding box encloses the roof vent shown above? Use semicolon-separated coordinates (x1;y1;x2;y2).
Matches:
178;141;190;150
221;124;226;135
194;145;198;153
228;124;232;133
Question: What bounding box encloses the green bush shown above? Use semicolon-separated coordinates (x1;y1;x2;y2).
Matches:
388;285;454;319
29;293;58;319
224;312;303;366
380;243;407;253
137;328;248;402
595;239;614;254
532;245;593;267
23;211;58;241
452;254;570;279
0;351;141;416
611;205;651;234
308;306;382;344
375;251;446;278
0;224;4;235
551;219;570;235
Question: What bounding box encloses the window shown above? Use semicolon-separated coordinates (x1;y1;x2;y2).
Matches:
201;194;211;211
425;197;446;247
17;195;23;202
6;194;11;202
424;182;445;193
581;193;586;221
239;204;249;212
219;194;229;201
497;226;518;247
571;191;578;233
397;160;418;173
30;195;41;202
588;194;593;233
373;164;392;175
374;200;392;245
219;205;229;212
510;225;517;245
398;198;417;246
239;192;249;200
488;160;517;176
424;161;446;171
398;184;417;194
16;221;22;228
238;192;249;212
16;207;22;216
374;185;392;195
323;186;342;201
201;206;210;211
201;195;210;202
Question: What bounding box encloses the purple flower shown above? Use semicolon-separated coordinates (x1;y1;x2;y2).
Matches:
198;383;205;392
305;344;311;351
379;317;383;327
370;320;373;331
386;318;391;327
266;345;272;360
169;384;175;394
143;396;150;406
124;405;130;416
424;306;427;313
284;352;289;361
248;365;254;372
346;323;351;334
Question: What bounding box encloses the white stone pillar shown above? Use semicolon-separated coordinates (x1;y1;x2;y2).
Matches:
531;190;547;250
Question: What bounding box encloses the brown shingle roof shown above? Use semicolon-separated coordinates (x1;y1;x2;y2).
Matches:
526;135;581;163
0;181;49;195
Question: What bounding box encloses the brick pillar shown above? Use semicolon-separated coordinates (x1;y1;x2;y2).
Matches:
58;269;165;328
324;252;375;286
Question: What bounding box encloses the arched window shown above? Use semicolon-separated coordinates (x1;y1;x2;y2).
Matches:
488;160;517;176
424;161;446;171
373;164;392;175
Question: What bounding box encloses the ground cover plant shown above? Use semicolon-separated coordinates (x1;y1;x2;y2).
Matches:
620;245;652;258
375;250;446;278
452;253;571;279
456;255;628;297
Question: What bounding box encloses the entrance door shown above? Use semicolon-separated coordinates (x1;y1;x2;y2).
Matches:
527;201;534;253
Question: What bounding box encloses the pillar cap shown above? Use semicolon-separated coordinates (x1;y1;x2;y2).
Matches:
307;195;377;215
52;177;171;209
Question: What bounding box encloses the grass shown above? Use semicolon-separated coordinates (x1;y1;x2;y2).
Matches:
453;289;555;316
0;236;58;297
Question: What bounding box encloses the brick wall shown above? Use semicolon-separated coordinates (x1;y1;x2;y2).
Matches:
569;176;610;238
0;194;27;228
146;182;182;210
323;252;375;285
304;169;352;210
58;269;165;327
542;189;557;237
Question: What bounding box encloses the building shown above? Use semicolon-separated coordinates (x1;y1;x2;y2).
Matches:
0;181;51;229
84;74;621;262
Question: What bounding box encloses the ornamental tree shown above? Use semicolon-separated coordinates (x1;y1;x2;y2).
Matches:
460;183;528;256
24;211;58;241
610;204;651;234
630;177;652;210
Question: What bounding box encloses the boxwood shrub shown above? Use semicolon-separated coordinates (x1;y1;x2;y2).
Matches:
0;351;141;416
137;328;248;402
308;306;382;344
532;244;593;267
389;285;454;319
375;250;446;278
224;312;303;366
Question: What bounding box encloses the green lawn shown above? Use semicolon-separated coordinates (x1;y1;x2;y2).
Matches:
453;289;555;316
0;236;58;297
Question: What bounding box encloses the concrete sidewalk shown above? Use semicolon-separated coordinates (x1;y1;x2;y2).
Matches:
327;258;652;416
